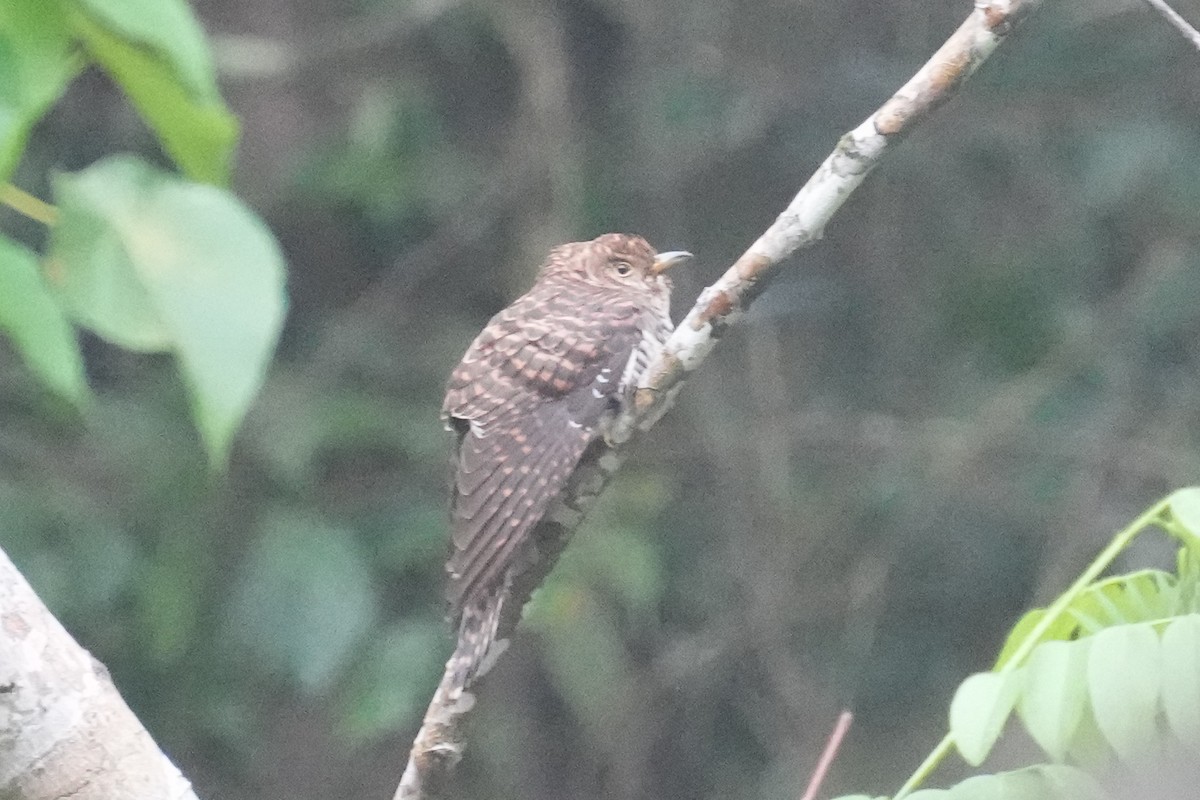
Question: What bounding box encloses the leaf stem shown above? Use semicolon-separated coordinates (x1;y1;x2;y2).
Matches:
1;184;58;226
891;498;1171;799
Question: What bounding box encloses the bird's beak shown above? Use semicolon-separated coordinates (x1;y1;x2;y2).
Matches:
651;250;693;274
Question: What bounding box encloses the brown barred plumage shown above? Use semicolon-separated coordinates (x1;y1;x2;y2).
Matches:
441;233;690;687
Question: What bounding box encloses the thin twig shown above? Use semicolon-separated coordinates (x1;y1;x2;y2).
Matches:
0;184;58;226
396;1;1046;797
1142;0;1200;51
800;711;854;800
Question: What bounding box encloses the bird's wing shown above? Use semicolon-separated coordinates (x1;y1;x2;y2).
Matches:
442;292;641;618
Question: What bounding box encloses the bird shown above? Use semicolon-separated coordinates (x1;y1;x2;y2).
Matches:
441;232;692;688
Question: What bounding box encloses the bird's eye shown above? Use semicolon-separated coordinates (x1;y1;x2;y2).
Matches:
613;261;632;276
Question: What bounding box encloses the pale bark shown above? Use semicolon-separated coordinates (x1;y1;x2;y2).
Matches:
0;549;198;800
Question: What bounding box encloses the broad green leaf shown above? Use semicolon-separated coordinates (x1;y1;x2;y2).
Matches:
906;765;1106;800
225;510;379;692
1086;623;1161;762
1176;546;1200;613
994;608;1076;669
1038;764;1108;799
955;765;1106;800
48;166;171;350
51;156;287;463
949;671;1023;766
1178;545;1200;581
0;235;87;403
1160;614;1200;751
1168;487;1200;547
69;11;236;184
70;0;219;101
948;767;1041;800
995;571;1179;669
1063;703;1111;765
1067;571;1177;633
0;0;77;180
1017;639;1089;761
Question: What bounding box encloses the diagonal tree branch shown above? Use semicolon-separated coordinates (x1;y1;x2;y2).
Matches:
1141;0;1200;52
627;0;1043;426
396;1;1044;797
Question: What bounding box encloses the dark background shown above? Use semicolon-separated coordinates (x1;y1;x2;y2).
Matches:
3;0;1200;798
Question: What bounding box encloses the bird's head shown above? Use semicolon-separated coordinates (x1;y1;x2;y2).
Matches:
541;233;692;299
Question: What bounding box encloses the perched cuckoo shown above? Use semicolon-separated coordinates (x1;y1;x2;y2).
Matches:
442;232;691;688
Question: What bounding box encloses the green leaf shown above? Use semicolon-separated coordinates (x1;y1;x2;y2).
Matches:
0;0;77;181
1168;487;1200;549
1160;614;1200;751
225;510;379;693
48;172;171;351
1037;764;1108;799
1068;571;1178;633
51;156;287;463
1063;702;1111;765
995;571;1180;669
1086;623;1161;762
994;608;1075;670
1017;639;1089;761
68;9;236;184
949;671;1024;766
0;235;87;404
951;768;1040;800
939;765;1106;800
70;0;219;101
905;765;1107;800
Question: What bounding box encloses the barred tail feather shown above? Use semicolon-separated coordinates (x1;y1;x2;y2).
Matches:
448;581;507;692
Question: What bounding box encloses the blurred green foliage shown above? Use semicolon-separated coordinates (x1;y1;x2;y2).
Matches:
872;492;1200;797
0;235;87;402
225;509;381;691
1;0;279;462
0;0;76;180
69;2;237;183
50;155;286;461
